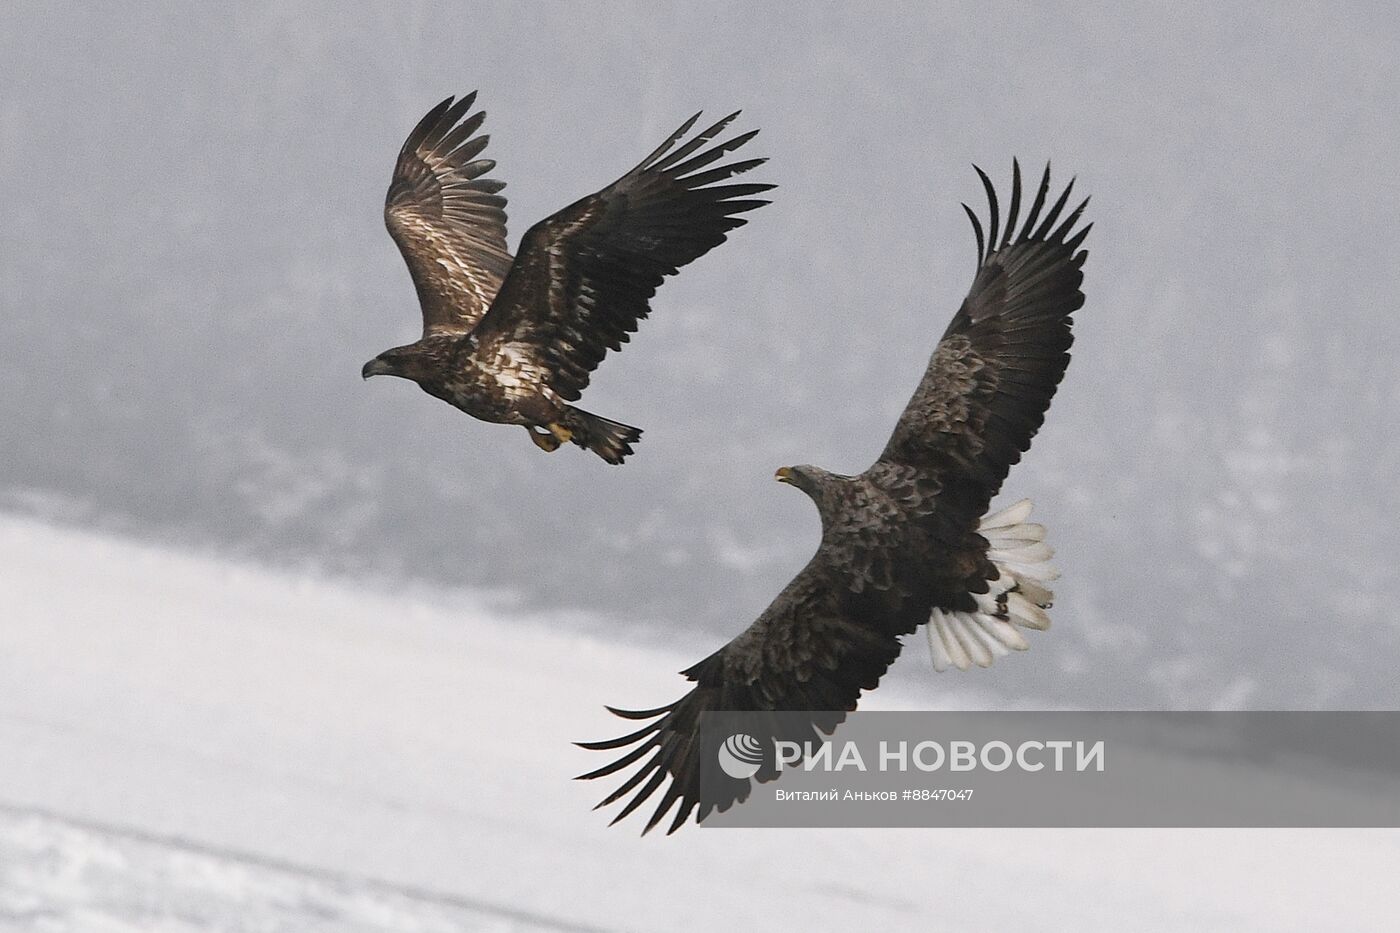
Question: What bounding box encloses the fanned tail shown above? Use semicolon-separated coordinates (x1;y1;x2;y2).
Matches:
926;498;1058;672
563;407;643;465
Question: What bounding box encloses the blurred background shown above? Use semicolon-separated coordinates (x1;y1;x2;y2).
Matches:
4;3;1400;930
3;3;1399;716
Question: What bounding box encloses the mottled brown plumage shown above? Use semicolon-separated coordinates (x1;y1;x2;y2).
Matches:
578;161;1090;833
363;93;773;464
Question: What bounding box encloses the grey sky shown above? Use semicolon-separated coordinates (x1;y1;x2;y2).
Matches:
2;1;1397;708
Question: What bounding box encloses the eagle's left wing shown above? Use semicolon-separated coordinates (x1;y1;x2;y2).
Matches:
876;162;1090;517
469;112;773;401
577;561;909;835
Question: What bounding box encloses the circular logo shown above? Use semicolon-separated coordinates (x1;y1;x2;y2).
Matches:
717;733;764;779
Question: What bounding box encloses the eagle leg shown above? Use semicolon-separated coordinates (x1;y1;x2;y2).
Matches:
546;422;574;445
528;426;562;452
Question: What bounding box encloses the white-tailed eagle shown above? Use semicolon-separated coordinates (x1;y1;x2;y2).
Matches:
578;162;1090;831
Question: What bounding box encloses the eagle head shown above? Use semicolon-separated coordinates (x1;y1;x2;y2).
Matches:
775;464;835;496
776;465;854;528
362;344;429;382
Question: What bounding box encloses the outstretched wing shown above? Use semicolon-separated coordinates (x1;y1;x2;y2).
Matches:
469;112;773;401
385;93;513;336
577;562;911;835
878;162;1090;512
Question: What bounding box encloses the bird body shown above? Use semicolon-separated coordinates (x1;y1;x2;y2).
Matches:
580;161;1090;833
371;333;554;420
363;93;773;463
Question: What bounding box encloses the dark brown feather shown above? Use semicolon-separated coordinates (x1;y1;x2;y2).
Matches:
881;161;1089;509
470;112;774;402
579;564;905;834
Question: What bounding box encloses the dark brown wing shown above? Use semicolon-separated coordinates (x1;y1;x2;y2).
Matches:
577;561;909;835
469;112;773;401
385;93;512;336
877;162;1090;514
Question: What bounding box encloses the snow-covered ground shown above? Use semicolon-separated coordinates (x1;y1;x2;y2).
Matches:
1;515;1397;931
0;806;569;932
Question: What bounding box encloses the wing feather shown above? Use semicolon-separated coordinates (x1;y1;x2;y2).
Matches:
577;563;907;834
384;93;513;336
470;112;773;401
878;162;1090;510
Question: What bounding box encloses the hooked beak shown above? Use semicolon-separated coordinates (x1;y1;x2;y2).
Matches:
774;466;795;484
361;358;392;380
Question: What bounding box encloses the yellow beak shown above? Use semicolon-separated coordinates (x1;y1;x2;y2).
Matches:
774;467;794;484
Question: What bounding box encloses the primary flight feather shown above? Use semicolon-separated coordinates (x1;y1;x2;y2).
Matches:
578;161;1091;833
363;93;774;463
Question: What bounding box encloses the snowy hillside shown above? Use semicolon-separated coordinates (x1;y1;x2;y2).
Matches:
1;515;1395;931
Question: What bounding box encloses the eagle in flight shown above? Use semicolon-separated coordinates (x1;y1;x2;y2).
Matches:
578;162;1090;833
362;93;773;463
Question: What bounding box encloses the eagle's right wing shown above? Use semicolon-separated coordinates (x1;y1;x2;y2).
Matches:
385;93;513;337
576;561;906;835
469;111;772;401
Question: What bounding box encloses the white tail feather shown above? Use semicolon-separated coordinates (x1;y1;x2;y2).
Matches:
995;559;1060;583
983;522;1045;545
1006;591;1051;630
928;608;999;672
926;498;1057;673
1016;578;1054;608
991;542;1053;564
980;498;1033;529
974;613;1030;650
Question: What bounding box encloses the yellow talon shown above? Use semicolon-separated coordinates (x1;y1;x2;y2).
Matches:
529;428;562;452
546;422;574;444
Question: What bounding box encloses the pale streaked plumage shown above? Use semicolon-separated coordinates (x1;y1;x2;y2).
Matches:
363;92;774;464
